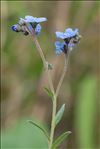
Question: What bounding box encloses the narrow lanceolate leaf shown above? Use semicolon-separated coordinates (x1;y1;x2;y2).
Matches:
51;131;71;149
44;87;54;99
27;120;50;141
55;104;65;126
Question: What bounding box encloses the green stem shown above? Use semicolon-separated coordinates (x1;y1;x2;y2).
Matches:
32;36;56;149
26;25;69;148
48;52;70;149
33;36;47;69
32;36;54;94
26;23;54;93
33;36;56;149
48;94;57;149
48;51;70;149
56;51;70;98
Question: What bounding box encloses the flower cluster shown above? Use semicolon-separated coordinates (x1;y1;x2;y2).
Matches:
12;16;81;55
12;15;47;36
55;28;81;54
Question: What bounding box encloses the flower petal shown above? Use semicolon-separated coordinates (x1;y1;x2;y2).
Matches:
56;32;66;39
34;17;47;23
55;41;64;48
55;41;64;54
35;24;42;35
56;49;62;54
25;16;36;22
65;28;79;38
25;16;47;23
11;25;18;32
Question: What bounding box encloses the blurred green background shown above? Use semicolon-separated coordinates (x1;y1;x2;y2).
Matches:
1;1;100;149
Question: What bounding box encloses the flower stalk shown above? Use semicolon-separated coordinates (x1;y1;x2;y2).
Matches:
26;23;55;94
48;94;57;149
33;36;55;94
33;36;56;149
48;52;70;149
56;50;70;98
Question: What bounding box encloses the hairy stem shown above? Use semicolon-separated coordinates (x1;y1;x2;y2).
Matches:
33;36;54;94
26;24;65;148
26;23;54;93
33;36;46;69
48;94;57;149
33;36;56;149
56;50;70;98
48;51;70;149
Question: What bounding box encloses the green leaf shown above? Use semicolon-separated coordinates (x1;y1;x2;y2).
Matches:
55;104;65;125
27;120;50;141
51;131;71;149
44;87;54;99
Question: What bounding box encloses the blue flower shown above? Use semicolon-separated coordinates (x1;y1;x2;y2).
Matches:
55;28;81;54
56;32;66;39
65;28;78;38
55;41;65;54
12;15;47;36
11;25;18;32
35;24;41;35
18;16;47;26
11;24;29;35
24;16;47;23
56;28;78;39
